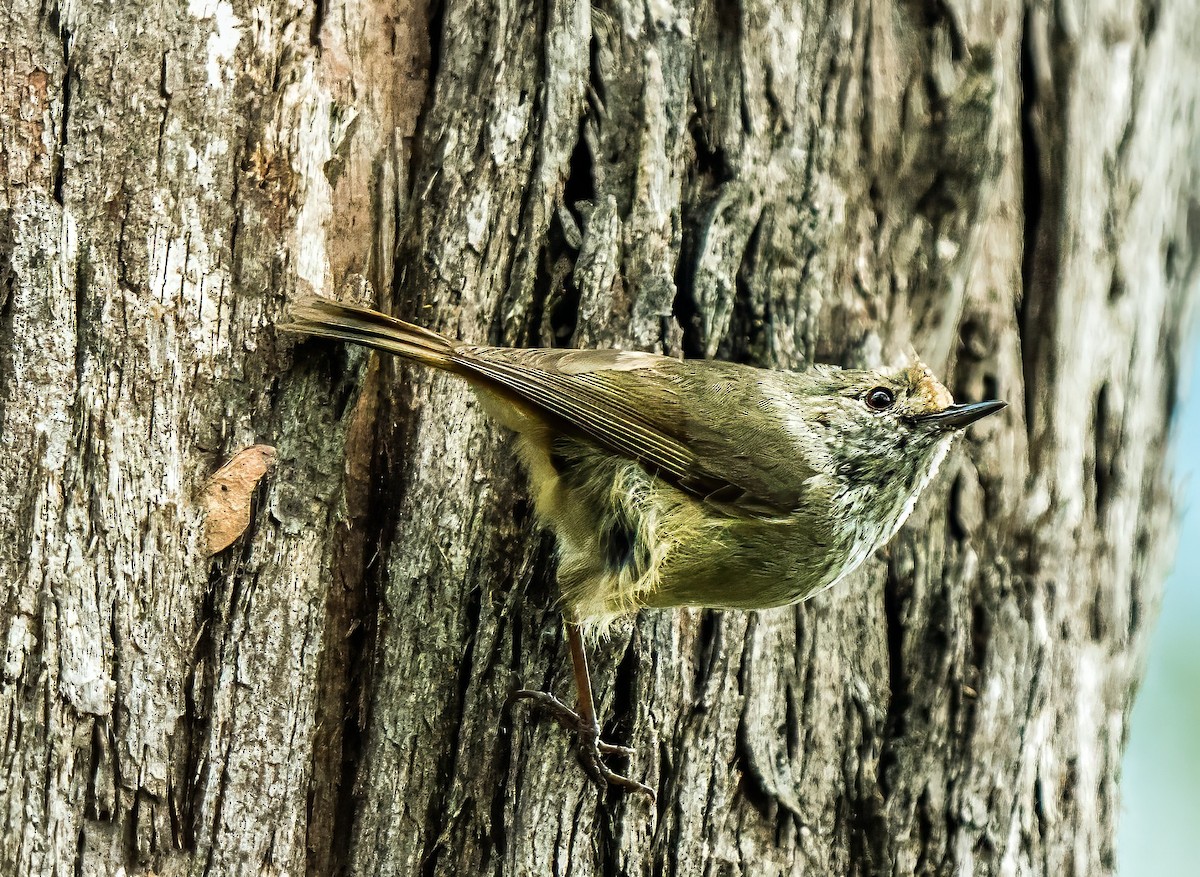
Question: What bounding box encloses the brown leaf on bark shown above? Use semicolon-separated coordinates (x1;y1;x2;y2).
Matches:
204;444;277;554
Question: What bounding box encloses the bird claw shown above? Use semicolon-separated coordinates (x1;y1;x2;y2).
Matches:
508;688;655;800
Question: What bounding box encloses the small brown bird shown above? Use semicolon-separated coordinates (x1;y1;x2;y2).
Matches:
283;297;1005;797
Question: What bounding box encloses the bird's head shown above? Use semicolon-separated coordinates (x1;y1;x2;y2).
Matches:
796;358;1005;521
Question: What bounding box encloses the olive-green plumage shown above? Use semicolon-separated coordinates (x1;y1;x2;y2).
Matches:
283;297;1005;632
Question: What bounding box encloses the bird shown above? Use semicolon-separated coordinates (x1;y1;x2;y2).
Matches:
281;296;1006;797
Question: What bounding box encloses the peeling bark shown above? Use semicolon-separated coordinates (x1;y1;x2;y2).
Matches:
0;0;1196;875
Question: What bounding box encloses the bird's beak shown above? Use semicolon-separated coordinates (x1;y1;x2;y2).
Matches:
915;400;1007;430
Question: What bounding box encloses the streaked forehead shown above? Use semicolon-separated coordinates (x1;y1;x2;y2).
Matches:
895;361;954;410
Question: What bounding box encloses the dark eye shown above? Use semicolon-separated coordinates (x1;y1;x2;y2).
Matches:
866;387;895;410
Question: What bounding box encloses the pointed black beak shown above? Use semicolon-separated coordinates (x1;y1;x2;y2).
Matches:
915;400;1008;430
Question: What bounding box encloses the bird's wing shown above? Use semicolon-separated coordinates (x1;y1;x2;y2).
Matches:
452;346;817;516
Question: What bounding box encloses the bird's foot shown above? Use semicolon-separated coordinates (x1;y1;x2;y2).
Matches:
508;688;655;800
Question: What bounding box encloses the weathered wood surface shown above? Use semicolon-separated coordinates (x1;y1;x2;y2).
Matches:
0;0;1196;874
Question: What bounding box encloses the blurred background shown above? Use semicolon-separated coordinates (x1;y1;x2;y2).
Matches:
1120;338;1200;875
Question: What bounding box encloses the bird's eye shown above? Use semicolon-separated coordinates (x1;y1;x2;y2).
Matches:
866;387;895;411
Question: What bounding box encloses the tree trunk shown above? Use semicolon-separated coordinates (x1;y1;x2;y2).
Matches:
1;0;1195;874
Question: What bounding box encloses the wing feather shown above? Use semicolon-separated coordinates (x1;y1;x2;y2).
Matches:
283;297;815;516
452;347;814;515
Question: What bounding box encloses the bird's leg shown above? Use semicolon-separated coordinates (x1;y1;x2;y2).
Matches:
509;620;654;799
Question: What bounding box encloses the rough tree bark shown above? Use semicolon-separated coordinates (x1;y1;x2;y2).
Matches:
1;0;1196;874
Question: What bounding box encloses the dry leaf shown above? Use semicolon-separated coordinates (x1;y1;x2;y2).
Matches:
204;444;277;554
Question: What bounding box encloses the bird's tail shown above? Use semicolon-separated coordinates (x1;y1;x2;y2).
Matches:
281;297;457;371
